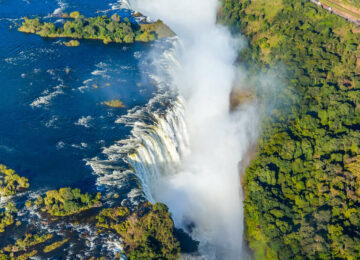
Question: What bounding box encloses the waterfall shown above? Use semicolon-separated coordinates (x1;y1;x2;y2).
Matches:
116;0;132;10
125;96;189;201
87;0;260;258
86;37;190;205
87;91;189;204
127;0;261;259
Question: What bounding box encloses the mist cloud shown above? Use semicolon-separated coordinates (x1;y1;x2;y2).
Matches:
132;0;259;258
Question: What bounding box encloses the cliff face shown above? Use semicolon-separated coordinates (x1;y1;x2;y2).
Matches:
219;0;360;259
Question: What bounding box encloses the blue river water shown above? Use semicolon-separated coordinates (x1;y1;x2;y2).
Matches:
0;0;197;258
0;0;157;193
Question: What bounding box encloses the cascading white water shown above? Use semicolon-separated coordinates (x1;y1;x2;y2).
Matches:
116;0;132;10
129;0;260;259
88;0;259;258
86;37;190;205
125;97;189;201
87;92;189;205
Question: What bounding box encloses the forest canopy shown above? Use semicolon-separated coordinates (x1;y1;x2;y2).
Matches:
219;0;360;259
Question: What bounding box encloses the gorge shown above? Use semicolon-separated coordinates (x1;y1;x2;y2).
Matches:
124;0;260;258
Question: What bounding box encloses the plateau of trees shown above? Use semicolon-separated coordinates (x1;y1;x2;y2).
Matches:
219;0;360;259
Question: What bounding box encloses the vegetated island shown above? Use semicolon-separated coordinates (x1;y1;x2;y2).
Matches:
0;164;196;260
0;201;18;233
103;99;125;108
43;238;70;253
0;164;29;197
62;39;80;47
0;164;29;233
30;187;102;217
220;0;360;259
96;202;181;259
0;233;53;260
18;11;175;44
0;200;185;259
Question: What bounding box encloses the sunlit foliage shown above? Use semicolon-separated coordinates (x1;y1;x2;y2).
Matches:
220;0;360;258
34;187;101;216
0;164;29;197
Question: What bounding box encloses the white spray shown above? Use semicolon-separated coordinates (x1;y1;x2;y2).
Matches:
129;0;259;258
